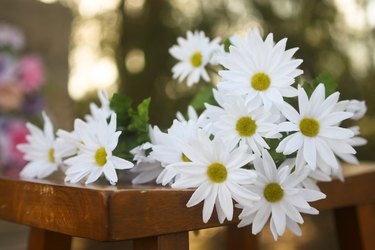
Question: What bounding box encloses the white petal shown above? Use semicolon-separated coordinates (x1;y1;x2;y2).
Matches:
298;86;309;116
319;127;354;140
315;139;338;169
270;217;279;240
299;189;326;202
271;204;286;236
303;138;317;169
278;122;299;132
286;217;302;236
262;149;277;180
217;185;234;221
283;133;303;155
281;103;300;124
186;182;212;207
85;168;103;184
103;163;118;183
320;112;353;126
309;84;325;109
252;203;271;234
280;201;304;224
111;156;134;169
202;185;218;223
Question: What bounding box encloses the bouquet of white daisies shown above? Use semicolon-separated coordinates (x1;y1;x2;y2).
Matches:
17;28;367;240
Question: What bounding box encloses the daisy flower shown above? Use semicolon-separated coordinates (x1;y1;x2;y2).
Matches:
169;131;259;223
150;120;200;185
205;89;280;154
130;127;163;185
85;90;113;124
55;118;87;159
346;100;367;120
169;30;222;86
276;84;355;170
64;113;133;185
218;28;303;110
238;150;326;240
17;112;61;179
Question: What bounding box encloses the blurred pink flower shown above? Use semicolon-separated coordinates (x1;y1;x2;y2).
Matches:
19;55;45;92
6;120;29;164
0;120;28;177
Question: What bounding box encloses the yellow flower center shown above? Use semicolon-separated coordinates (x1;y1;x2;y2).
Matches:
95;147;107;167
207;162;227;183
251;72;271;91
190;52;202;67
236;116;257;137
299;118;320;137
264;183;284;203
48;148;55;163
181;153;191;162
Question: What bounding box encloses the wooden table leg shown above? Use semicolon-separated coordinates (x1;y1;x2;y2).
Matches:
133;231;189;250
226;224;257;250
28;227;72;250
334;204;375;250
356;204;375;250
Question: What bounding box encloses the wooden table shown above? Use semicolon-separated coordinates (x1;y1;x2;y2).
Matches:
0;163;375;250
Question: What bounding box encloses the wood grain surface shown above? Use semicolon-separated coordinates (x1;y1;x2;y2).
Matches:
0;163;374;242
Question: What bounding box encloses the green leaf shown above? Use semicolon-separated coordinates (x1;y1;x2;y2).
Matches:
190;85;216;112
110;94;151;162
109;93;132;126
128;98;150;134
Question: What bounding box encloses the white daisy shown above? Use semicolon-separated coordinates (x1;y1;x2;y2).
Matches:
238;150;326;240
205;89;280;154
55;118;87;159
17;112;61;179
64;113;133;185
169;30;222;86
218;28;303;110
276;84;355;170
130;127;164;185
150;120;200;185
169;131;259;223
346;100;367;120
85;90;113;124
